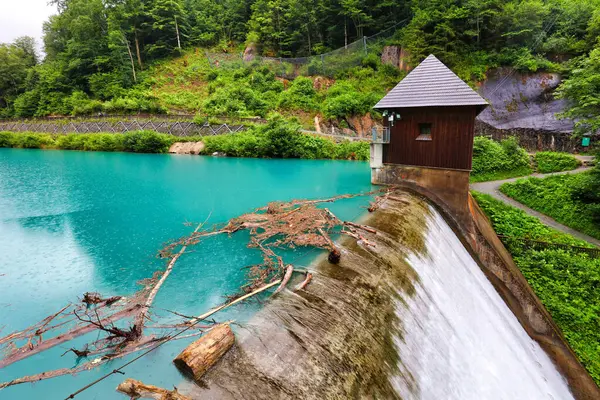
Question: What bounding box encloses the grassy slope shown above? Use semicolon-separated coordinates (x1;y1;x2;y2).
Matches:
141;49;402;128
144;50;211;113
534;152;581;174
500;173;600;240
472;191;600;385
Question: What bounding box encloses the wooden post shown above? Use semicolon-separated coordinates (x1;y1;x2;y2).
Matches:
173;324;234;381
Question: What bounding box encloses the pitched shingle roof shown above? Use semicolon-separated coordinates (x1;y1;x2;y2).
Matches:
374;54;488;109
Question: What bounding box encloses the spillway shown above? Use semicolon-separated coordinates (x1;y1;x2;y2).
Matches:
191;193;574;400
392;210;573;400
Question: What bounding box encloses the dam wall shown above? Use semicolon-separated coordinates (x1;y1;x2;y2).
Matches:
185;194;579;399
369;160;599;399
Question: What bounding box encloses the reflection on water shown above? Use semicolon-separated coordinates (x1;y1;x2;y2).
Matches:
393;210;573;400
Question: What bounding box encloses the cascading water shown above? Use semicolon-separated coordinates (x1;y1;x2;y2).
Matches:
392;209;574;400
191;194;575;400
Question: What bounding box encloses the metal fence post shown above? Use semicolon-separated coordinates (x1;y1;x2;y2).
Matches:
363;36;367;55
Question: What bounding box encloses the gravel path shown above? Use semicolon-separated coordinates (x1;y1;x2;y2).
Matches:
470;167;600;247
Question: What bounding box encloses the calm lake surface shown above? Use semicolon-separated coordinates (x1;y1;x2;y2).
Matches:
0;149;373;399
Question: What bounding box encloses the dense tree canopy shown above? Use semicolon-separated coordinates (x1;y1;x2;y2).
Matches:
0;0;599;122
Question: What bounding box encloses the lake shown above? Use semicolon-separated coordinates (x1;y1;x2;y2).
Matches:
0;149;373;399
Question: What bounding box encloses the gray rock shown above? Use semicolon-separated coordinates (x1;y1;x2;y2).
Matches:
477;69;574;132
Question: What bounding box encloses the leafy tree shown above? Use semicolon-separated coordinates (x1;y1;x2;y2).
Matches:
556;47;600;134
0;37;38;116
145;0;187;58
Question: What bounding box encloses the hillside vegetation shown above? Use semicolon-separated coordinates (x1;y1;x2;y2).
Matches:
1;0;599;134
501;172;600;239
0;118;370;160
471;136;532;182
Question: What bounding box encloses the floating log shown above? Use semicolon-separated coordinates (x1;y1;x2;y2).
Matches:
173;324;234;381
116;378;191;400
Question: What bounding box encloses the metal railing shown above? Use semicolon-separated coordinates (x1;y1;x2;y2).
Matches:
372;127;390;144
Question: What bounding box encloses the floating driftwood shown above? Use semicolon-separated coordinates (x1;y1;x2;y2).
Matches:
295;272;313;291
173;324;235;381
117;378;191;400
0;190;383;391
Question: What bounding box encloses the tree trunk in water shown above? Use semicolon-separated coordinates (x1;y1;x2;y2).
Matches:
173;324;234;381
117;378;191;400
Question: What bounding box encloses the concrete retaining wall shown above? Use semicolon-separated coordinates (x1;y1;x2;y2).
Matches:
371;164;472;231
475;120;594;153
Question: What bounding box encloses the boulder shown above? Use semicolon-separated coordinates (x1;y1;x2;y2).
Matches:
168;141;205;155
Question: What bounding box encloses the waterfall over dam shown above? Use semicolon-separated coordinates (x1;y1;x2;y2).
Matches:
186;193;574;399
392;211;573;400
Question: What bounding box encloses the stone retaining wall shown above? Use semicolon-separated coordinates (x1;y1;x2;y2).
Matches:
475;120;594;153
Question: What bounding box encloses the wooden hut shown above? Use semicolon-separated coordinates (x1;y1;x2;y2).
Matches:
370;54;488;224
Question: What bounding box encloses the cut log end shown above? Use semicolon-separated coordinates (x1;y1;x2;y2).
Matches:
173;323;234;382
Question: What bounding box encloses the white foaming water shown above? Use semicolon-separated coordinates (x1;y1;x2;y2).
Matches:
392;208;574;400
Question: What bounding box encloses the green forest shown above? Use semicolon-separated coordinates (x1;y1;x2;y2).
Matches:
0;0;599;134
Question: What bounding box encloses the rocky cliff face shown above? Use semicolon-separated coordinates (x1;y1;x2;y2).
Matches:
477;69;573;133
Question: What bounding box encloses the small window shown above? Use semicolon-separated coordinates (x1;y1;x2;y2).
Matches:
416;123;432;141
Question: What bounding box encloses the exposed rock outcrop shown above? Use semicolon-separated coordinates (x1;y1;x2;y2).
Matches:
243;43;257;62
380;46;410;71
168;142;205;155
477;69;573;132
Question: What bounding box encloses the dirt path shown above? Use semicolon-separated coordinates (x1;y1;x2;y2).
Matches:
470;167;600;247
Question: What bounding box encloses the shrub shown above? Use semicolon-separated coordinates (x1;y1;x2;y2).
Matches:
202;116;369;160
500;173;600;240
65;91;103;115
255;116;304;158
203;86;269;117
56;134;87;150
335;140;370;160
122;131;174;153
0;132;14;147
277;77;319;111
534;152;581;173
15;133;55;149
323;90;379;119
83;134;124;152
471;136;532;181
361;53;380;70
13;90;40;118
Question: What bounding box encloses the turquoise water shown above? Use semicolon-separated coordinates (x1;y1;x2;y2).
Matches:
0;149;373;399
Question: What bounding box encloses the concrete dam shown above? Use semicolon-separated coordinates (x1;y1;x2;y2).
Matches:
185;194;575;399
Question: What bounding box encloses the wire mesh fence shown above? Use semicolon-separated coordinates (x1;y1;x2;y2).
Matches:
0;120;247;137
206;19;408;79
